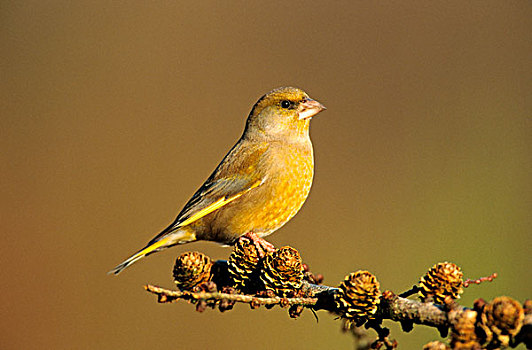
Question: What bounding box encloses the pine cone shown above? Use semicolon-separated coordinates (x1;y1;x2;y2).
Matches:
173;251;212;290
260;246;303;296
524;299;532;314
336;270;381;323
227;236;261;290
422;341;450;350
419;262;464;304
450;309;482;349
478;296;524;348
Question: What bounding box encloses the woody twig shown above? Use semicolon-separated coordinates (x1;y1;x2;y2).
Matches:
143;237;530;349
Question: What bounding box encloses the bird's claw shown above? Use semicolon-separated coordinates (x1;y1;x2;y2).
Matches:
243;232;276;258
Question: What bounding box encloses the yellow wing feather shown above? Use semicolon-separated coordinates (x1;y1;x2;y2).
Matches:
108;179;263;275
177;179;262;227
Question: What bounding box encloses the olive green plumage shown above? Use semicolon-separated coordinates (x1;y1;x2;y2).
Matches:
110;87;326;275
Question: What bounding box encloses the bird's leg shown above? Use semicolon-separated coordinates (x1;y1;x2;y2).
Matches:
243;232;276;257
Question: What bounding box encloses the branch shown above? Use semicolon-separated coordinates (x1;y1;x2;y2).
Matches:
145;283;319;306
141;239;530;350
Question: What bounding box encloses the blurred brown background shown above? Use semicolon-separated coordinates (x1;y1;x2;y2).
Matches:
1;1;530;349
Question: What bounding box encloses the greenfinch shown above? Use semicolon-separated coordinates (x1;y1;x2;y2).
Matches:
110;87;326;274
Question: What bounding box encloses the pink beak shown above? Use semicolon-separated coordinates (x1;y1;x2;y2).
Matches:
298;98;327;120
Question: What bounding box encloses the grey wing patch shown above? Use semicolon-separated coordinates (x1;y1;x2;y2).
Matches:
155;140;270;238
174;176;257;226
148;176;261;244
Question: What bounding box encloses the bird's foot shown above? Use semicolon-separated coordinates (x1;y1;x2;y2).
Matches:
243;232;276;258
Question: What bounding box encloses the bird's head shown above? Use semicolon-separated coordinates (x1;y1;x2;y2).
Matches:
244;87;326;141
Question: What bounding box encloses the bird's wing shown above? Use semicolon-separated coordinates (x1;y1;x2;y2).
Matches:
175;175;264;228
109;174;263;275
157;141;270;237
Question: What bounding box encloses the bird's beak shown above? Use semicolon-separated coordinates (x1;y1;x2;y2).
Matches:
298;99;327;120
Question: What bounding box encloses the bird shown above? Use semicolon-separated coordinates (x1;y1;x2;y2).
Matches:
109;87;326;275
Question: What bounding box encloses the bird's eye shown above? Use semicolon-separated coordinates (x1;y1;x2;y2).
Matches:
280;100;292;109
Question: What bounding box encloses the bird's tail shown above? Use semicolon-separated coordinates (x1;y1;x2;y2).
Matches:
108;229;196;275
